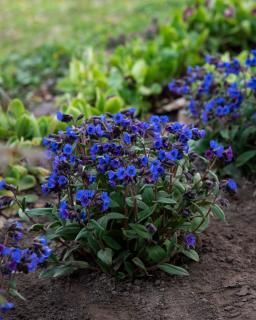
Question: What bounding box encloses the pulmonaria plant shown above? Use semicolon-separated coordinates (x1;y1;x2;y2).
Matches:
169;50;256;175
0;213;51;319
23;109;228;279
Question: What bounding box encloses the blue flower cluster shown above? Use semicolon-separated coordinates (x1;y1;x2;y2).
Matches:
0;236;51;273
42;110;205;222
168;51;256;125
205;140;233;162
0;222;51;318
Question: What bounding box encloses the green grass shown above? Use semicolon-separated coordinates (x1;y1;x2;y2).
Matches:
0;0;183;58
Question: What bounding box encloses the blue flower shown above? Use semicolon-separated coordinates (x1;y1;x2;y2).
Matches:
66;126;78;138
58;175;68;186
11;248;22;263
153;138;163;149
123;132;131;144
140;155;149;167
47;177;56;189
0;302;14;312
188;99;197;116
110;159;120;169
215;106;223;117
201;111;208;124
158;149;166;161
226;179;237;191
166;149;179;161
90;143;99;157
95;124;104;137
185;233;196;248
150;115;160;124
167;122;183;134
63;144;73;155
37;236;48;246
160;115;169;123
117;167;126;180
210;140;219;150
56;111;63;121
87;124;96;136
108;170;116;181
113;113;124;124
101;192;110;211
247;77;256;90
126;165;137;178
0;180;6;190
59;201;69;219
202;73;213;94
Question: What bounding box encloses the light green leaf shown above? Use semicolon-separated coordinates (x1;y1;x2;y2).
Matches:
181;249;199;262
158;263;189;276
236;150;256;167
211;204;225;221
97;248;113;266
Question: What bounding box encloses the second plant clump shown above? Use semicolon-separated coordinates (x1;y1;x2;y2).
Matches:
22;109;232;279
169;50;256;176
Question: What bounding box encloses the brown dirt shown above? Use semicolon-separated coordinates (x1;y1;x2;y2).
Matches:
4;180;256;320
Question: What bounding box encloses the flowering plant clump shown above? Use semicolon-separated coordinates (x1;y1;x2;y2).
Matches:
18;109;228;279
0;213;51;319
169;50;256;176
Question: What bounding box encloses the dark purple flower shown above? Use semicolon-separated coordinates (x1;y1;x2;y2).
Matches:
185;233;196;248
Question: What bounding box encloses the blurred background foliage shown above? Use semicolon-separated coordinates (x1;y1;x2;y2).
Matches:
0;0;182;58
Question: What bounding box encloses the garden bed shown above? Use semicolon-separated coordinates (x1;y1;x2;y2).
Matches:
5;179;256;320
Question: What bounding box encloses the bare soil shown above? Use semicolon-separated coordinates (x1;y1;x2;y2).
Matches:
5;180;256;320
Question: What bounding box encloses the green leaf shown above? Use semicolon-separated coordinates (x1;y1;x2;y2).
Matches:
129;223;151;239
68;260;89;269
173;181;186;193
102;235;121;250
181;249;199;262
17;175;37;191
131;59;148;84
8;99;25;118
211;204;225;221
157;197;176;204
56;224;81;240
17;208;29;222
17;194;38;203
95;88;105;112
75;227;88;240
27;207;53;217
16;114;40;139
88;219;105;233
236;150;256;167
105;96;124;113
97;212;127;229
29;223;45;231
158;263;189;276
147;245;166;263
40;265;75;279
132;257;148;274
137;205;156;223
63;246;79;261
142;187;154;205
9;288;26;301
97;248;113;266
220;129;230;140
164;233;177;256
191;215;210;233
